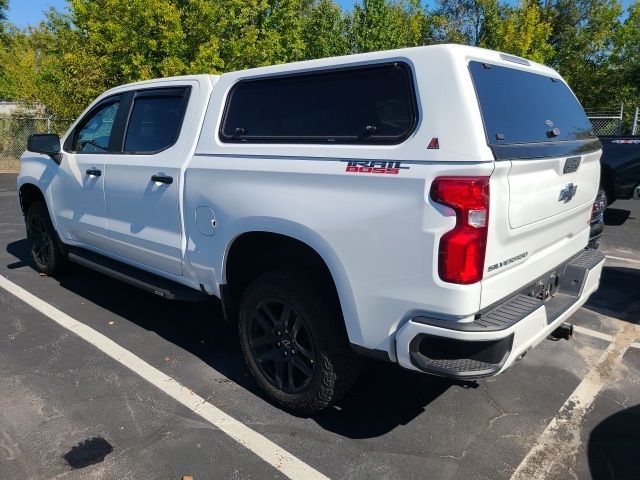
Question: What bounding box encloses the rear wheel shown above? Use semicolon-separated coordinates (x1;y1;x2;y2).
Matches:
25;201;67;276
238;269;360;413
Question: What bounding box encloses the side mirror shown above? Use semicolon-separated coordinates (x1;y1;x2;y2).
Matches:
27;134;61;155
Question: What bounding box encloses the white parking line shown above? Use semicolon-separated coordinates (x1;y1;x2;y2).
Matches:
0;274;329;480
511;322;638;480
573;325;640;349
573;324;614;343
605;255;640;265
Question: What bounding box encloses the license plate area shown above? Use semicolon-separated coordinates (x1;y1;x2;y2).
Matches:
526;270;561;302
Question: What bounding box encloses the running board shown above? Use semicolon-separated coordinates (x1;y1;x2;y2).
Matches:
68;248;209;302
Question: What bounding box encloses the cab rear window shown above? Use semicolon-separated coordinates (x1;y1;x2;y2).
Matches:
469;61;595;153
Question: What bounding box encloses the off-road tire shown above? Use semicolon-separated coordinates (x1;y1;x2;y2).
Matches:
238;268;360;414
25;201;68;276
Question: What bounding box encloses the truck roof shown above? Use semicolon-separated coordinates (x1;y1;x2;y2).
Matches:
103;44;558;95
220;44;556;78
102;74;219;96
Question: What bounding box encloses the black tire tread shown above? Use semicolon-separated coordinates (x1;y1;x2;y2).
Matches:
238;268;360;414
25;201;68;276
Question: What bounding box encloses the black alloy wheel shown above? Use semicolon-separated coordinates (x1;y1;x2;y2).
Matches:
248;299;317;393
27;212;55;267
238;268;361;413
25;201;67;275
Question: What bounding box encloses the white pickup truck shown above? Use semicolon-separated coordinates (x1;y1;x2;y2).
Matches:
18;44;605;413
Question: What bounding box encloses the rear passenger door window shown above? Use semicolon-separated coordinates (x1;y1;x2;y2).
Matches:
123;88;190;153
220;63;417;144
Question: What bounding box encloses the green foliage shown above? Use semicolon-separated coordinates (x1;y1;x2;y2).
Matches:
0;26;39;102
0;0;8;42
480;0;554;63
351;0;429;53
0;0;639;125
302;0;350;59
548;0;622;106
610;1;640;128
433;0;493;45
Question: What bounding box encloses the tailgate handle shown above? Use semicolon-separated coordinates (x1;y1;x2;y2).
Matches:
563;156;581;174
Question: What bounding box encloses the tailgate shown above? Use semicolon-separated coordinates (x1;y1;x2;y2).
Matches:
467;58;602;308
508;153;599;228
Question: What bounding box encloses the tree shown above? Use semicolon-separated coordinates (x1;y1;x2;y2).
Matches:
611;0;640;128
432;0;492;45
0;28;39;102
350;0;430;53
480;0;554;63
24;0;313;115
301;0;350;59
1;0;9;42
26;0;191;117
0;0;637;126
188;0;306;72
615;0;640;88
547;0;622;107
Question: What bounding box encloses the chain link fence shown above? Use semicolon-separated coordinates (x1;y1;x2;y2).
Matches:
586;105;624;136
1;105;639;172
0;116;73;172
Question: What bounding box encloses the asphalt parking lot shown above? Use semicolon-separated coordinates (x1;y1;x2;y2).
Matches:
0;173;638;480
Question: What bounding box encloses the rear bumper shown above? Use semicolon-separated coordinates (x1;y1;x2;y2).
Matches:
395;249;605;378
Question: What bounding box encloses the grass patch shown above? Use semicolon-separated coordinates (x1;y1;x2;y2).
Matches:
0;157;20;174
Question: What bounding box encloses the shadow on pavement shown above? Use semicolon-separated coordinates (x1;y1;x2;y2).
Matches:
311;363;476;438
6;237;460;436
583;266;640;323
603;208;631;226
588;405;640;479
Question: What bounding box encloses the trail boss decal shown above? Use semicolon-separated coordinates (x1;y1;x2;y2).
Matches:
342;160;410;175
487;252;528;272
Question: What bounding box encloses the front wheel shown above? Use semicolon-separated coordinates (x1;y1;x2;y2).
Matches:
238;269;360;414
25;201;67;276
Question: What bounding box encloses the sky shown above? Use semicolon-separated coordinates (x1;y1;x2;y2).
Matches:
6;0;67;27
4;0;636;28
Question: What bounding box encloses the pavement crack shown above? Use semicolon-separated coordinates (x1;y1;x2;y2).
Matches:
122;392;143;437
483;382;518;431
438;451;468;461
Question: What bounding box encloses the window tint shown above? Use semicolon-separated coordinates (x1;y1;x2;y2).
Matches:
469;61;594;146
75;100;120;153
220;63;417;144
124;92;187;153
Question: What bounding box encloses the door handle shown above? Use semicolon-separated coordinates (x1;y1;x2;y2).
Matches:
151;174;173;185
85;168;101;177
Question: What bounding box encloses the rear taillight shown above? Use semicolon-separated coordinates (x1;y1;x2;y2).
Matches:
430;176;490;284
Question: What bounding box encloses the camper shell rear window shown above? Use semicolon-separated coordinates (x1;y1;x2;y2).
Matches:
469;61;600;159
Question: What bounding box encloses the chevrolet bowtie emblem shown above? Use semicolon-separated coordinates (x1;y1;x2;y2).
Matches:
559;183;578;203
